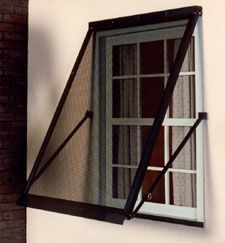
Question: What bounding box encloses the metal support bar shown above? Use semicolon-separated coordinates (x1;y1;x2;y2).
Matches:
17;110;93;206
131;112;207;217
30;110;93;186
124;12;200;218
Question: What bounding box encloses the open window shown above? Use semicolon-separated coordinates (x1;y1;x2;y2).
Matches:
18;6;206;227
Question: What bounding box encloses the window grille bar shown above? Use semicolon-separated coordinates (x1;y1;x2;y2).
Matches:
131;112;207;217
124;12;200;219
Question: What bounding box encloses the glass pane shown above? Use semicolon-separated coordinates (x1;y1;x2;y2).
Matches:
141;126;164;167
113;125;138;166
169;76;195;118
113;44;137;76
113;79;138;118
170;172;196;207
140;40;164;74
169;126;196;170
112;167;136;199
141;77;164;118
142;170;165;204
167;37;195;72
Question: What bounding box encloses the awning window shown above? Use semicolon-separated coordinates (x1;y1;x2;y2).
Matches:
18;6;206;227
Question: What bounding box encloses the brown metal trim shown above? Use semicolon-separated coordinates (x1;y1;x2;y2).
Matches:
25;194;125;225
124;12;200;218
89;6;202;31
24;194;203;227
135;213;204;228
19;30;93;201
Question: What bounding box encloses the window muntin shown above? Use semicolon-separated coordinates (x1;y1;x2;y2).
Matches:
103;22;203;221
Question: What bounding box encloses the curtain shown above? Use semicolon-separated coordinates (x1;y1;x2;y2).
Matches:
171;39;196;207
113;44;138;199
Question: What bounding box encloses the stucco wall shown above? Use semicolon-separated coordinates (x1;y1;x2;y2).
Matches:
27;0;225;242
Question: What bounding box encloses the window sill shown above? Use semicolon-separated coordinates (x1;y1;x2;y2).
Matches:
20;194;203;227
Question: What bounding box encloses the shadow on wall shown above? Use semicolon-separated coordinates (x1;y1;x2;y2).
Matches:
28;27;63;173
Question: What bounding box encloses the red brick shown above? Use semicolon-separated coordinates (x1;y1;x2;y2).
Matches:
15;33;27;41
2;226;26;238
0;104;8;113
14;0;28;7
0;131;12;140
0;149;13;156
3;174;21;185
0;23;14;32
15;114;26;122
4;68;17;77
3;209;25;220
11;122;26;131
2;123;13;131
0;95;13;103
15;24;27;33
3;158;14;169
15;95;26;103
0;1;13;4
14;218;26;228
0;1;27;239
0;202;22;211
0;85;11;94
15;41;27;50
0;59;15;68
15;7;28;16
0;185;14;193
3;15;27;24
3;173;22;185
3;140;12;150
0;41;14;49
0;218;26;230
4;104;25;114
0;113;15;121
0;219;14;230
3;32;14;41
0;194;19;203
3;50;26;60
0;5;14;14
1;239;26;243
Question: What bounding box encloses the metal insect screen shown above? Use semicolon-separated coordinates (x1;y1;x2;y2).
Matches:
25;18;197;222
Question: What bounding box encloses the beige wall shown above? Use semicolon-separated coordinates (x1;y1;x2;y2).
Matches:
28;0;225;242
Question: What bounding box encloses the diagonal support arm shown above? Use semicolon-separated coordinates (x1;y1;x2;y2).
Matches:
17;110;93;206
131;112;207;217
124;12;200;218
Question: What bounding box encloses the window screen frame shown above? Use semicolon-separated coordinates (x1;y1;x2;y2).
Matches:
18;6;204;227
95;18;204;222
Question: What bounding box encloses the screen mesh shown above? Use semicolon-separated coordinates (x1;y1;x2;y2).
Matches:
29;34;96;203
27;19;195;216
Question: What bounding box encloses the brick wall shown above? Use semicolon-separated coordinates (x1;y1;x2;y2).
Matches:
0;0;28;242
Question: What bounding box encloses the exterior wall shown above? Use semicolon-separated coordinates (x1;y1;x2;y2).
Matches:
0;0;28;242
28;0;225;243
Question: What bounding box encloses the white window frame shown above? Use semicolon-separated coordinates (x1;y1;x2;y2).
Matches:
93;19;204;222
